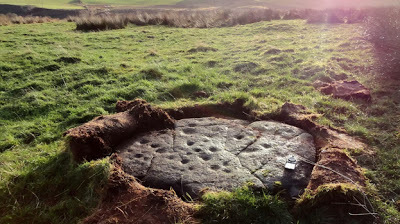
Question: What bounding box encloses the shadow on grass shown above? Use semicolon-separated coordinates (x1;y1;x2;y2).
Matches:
0;151;109;224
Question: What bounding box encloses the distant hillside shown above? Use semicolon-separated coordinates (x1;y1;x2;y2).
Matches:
0;0;181;9
0;4;81;18
0;0;399;10
177;0;400;9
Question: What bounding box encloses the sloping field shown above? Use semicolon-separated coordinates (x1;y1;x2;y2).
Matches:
0;0;83;9
0;0;181;9
1;18;400;223
0;0;399;9
266;0;399;8
178;0;400;9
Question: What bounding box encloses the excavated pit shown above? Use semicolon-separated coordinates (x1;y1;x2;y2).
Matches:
116;117;316;198
66;99;368;203
65;99;370;223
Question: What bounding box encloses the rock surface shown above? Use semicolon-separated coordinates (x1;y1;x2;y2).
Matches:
117;117;316;197
277;103;368;191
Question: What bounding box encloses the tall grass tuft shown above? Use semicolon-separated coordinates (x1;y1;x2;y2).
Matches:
74;14;128;31
282;9;316;20
364;8;400;76
0;13;54;26
70;8;386;31
281;8;370;24
72;8;282;30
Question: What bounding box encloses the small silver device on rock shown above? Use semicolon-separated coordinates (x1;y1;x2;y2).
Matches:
285;156;297;170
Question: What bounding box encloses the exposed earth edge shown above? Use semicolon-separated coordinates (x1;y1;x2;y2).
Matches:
83;155;198;224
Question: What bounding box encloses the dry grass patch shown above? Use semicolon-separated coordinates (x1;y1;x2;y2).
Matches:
0;13;55;26
70;8;281;30
364;7;400;77
74;14;128;31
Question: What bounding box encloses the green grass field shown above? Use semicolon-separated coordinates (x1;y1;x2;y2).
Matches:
0;0;399;9
0;19;400;223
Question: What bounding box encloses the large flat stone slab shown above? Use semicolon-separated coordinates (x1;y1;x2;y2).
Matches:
116;117;316;197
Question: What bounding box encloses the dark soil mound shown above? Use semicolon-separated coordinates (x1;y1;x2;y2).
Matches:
55;57;81;64
263;48;282;55
317;80;371;101
40;64;60;71
233;62;259;73
188;46;217;53
308;148;366;190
